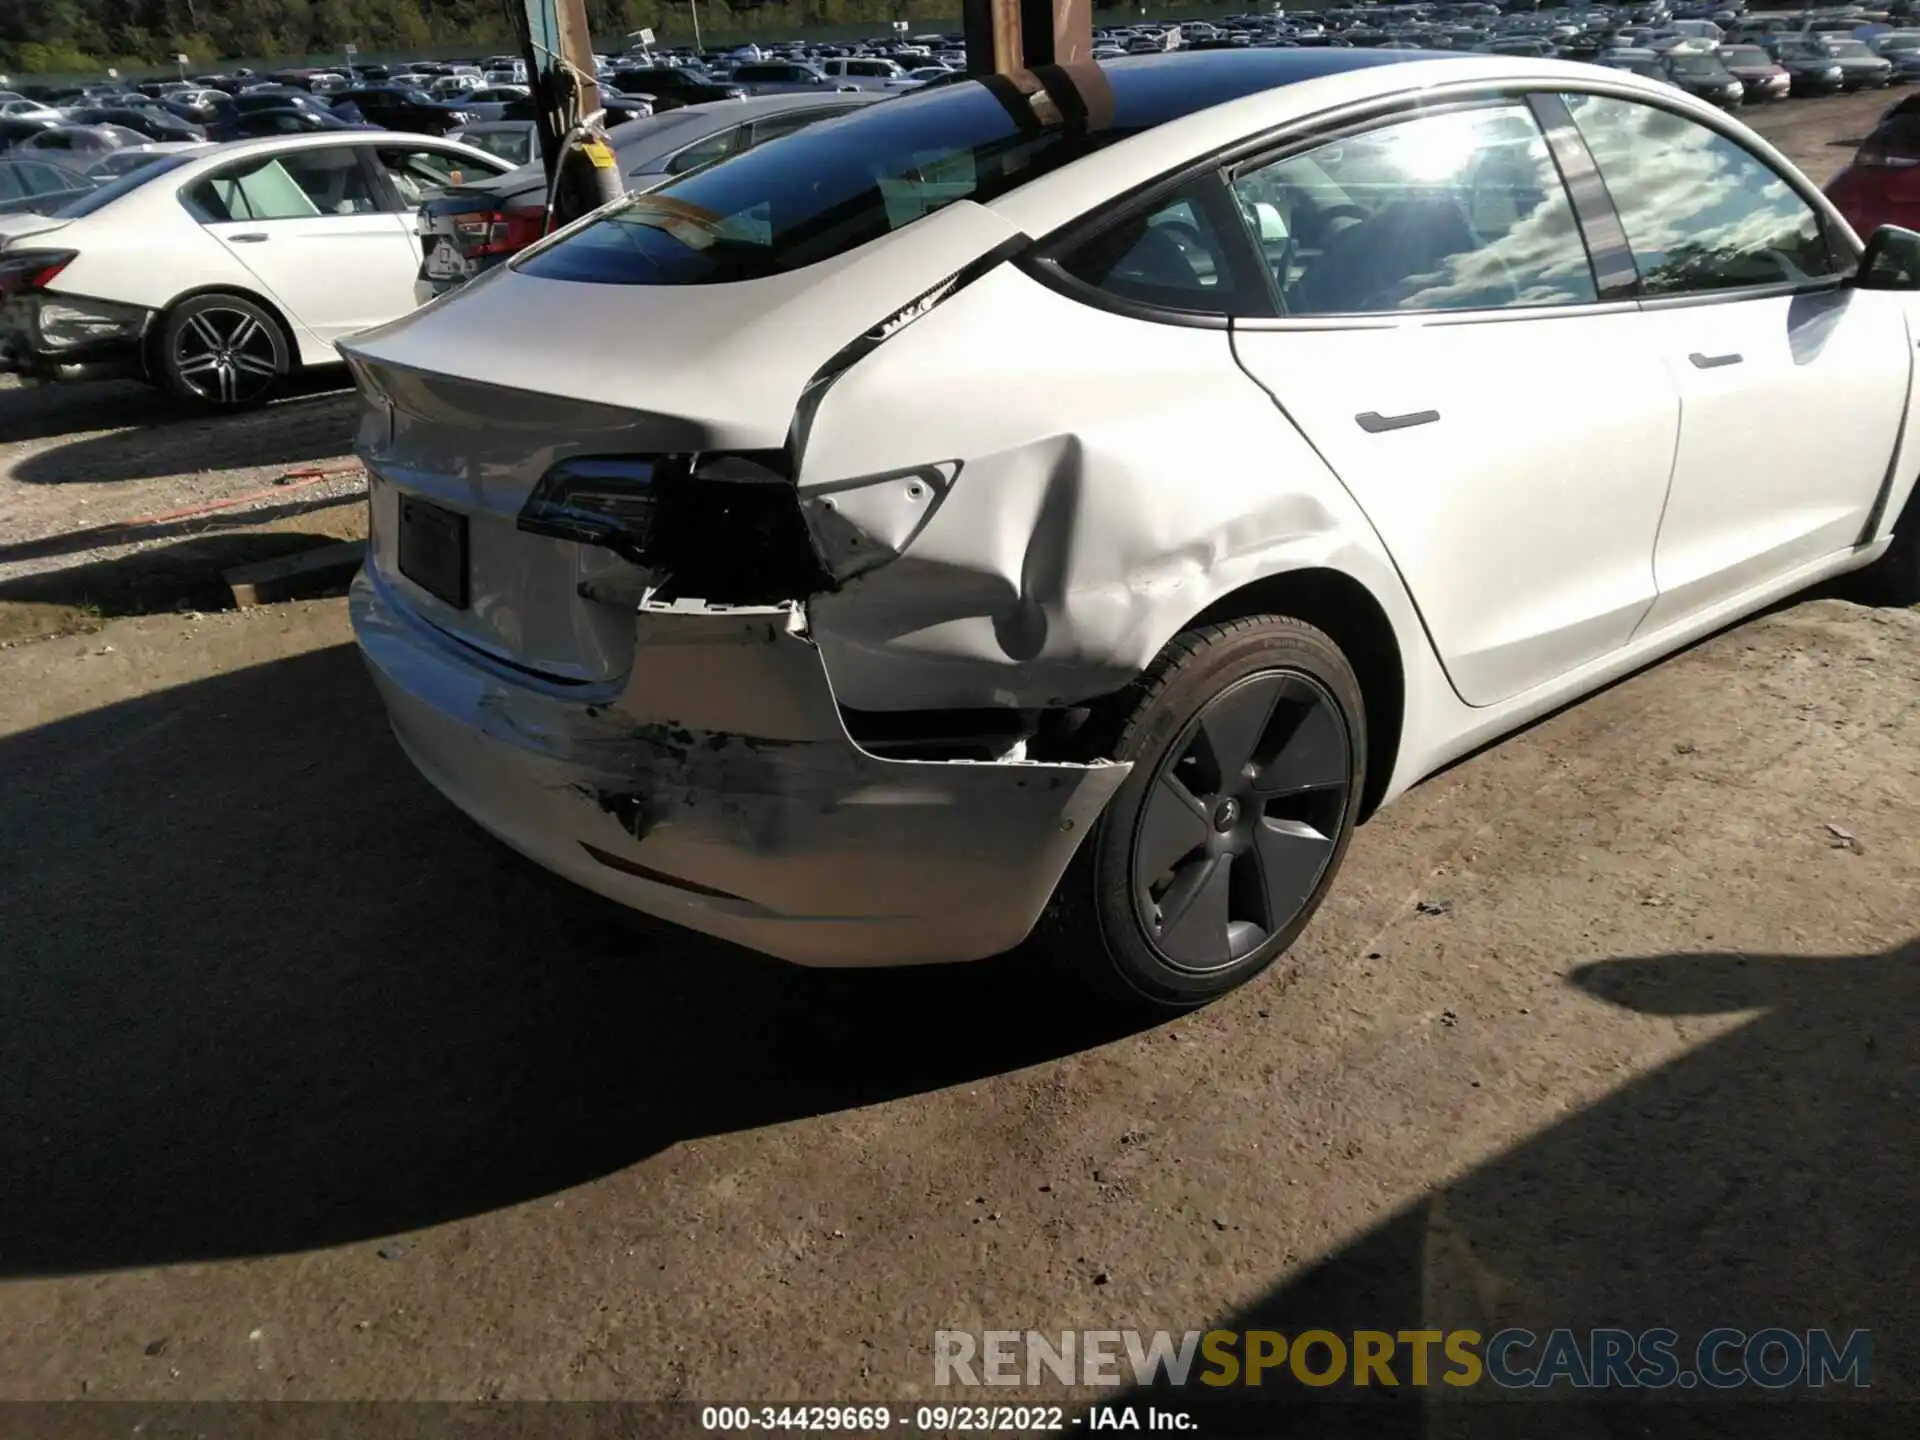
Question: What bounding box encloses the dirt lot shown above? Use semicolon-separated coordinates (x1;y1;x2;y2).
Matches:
0;90;1915;1420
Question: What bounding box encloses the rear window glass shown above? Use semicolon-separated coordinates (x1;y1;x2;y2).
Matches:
516;83;1102;285
515;53;1421;286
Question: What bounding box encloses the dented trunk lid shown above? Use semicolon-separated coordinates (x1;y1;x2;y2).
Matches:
340;199;1022;685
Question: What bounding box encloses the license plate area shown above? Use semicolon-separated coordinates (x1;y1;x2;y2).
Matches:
422;237;471;281
397;495;469;609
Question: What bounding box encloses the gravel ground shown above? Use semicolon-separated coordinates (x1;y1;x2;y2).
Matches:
0;373;364;639
0;588;1910;1412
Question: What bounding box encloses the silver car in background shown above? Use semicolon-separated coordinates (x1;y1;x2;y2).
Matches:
413;91;886;300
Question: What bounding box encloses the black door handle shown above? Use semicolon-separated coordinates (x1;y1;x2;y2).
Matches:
1689;351;1742;369
1355;409;1440;434
228;232;270;243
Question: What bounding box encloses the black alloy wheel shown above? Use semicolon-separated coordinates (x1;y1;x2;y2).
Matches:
1131;668;1353;971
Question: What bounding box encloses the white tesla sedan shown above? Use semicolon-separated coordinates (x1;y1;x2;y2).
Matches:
0;131;512;407
342;51;1920;1009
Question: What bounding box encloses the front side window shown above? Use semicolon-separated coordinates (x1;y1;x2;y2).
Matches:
1564;93;1836;294
1059;183;1244;313
1228;102;1598;316
188;147;377;222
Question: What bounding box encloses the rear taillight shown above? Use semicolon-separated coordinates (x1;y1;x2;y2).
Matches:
519;452;832;604
452;208;547;259
0;249;78;296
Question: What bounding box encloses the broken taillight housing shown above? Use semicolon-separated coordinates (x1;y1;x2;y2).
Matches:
518;452;832;604
0;249;78;297
518;457;662;559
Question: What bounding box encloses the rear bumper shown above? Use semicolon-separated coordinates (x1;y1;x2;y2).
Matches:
350;568;1129;966
0;292;150;383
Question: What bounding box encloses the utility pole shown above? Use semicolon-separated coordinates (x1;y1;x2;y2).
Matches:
963;0;1092;73
512;0;624;226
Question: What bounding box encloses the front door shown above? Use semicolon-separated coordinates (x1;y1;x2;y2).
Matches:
1560;93;1914;633
1225;102;1682;707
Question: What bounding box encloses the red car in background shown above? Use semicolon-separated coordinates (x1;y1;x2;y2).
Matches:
1828;94;1920;236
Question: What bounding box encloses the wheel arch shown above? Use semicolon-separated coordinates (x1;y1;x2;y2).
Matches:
1183;566;1405;822
145;284;305;382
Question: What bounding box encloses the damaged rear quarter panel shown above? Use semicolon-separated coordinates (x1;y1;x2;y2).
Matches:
797;263;1421;712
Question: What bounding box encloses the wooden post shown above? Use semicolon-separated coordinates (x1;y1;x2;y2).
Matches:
964;0;1091;75
518;0;604;183
1021;0;1093;67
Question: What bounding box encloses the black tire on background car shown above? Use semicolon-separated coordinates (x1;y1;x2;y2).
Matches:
1046;615;1367;1011
156;292;292;410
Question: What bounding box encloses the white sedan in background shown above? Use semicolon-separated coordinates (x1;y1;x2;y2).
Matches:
0;131;512;407
342;51;1920;1009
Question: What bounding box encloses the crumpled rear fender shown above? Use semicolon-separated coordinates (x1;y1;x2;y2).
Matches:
796;262;1425;714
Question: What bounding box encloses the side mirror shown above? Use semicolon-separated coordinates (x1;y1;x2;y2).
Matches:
1854;224;1920;290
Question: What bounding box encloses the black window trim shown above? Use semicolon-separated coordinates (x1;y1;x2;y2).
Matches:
1527;91;1637;301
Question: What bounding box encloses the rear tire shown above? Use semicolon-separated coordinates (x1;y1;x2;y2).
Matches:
1044;615;1366;1012
157;292;291;410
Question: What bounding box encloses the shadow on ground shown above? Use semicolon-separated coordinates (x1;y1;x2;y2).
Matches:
5;375;353;482
1119;944;1915;1435
0;505;365;643
0;642;1149;1276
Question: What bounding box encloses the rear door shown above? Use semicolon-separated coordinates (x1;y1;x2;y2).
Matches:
187;144;420;345
1562;91;1913;632
1226;99;1682;707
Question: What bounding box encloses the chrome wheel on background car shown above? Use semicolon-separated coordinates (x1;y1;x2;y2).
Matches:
1049;615;1366;1011
158;294;289;409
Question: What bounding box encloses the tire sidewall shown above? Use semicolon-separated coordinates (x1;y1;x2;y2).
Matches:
158;294;289;410
1088;620;1367;1009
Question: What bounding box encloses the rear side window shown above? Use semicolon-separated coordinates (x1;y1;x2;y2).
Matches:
1228;103;1598;315
188;147;378;221
1564;93;1836;294
1058;181;1248;314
